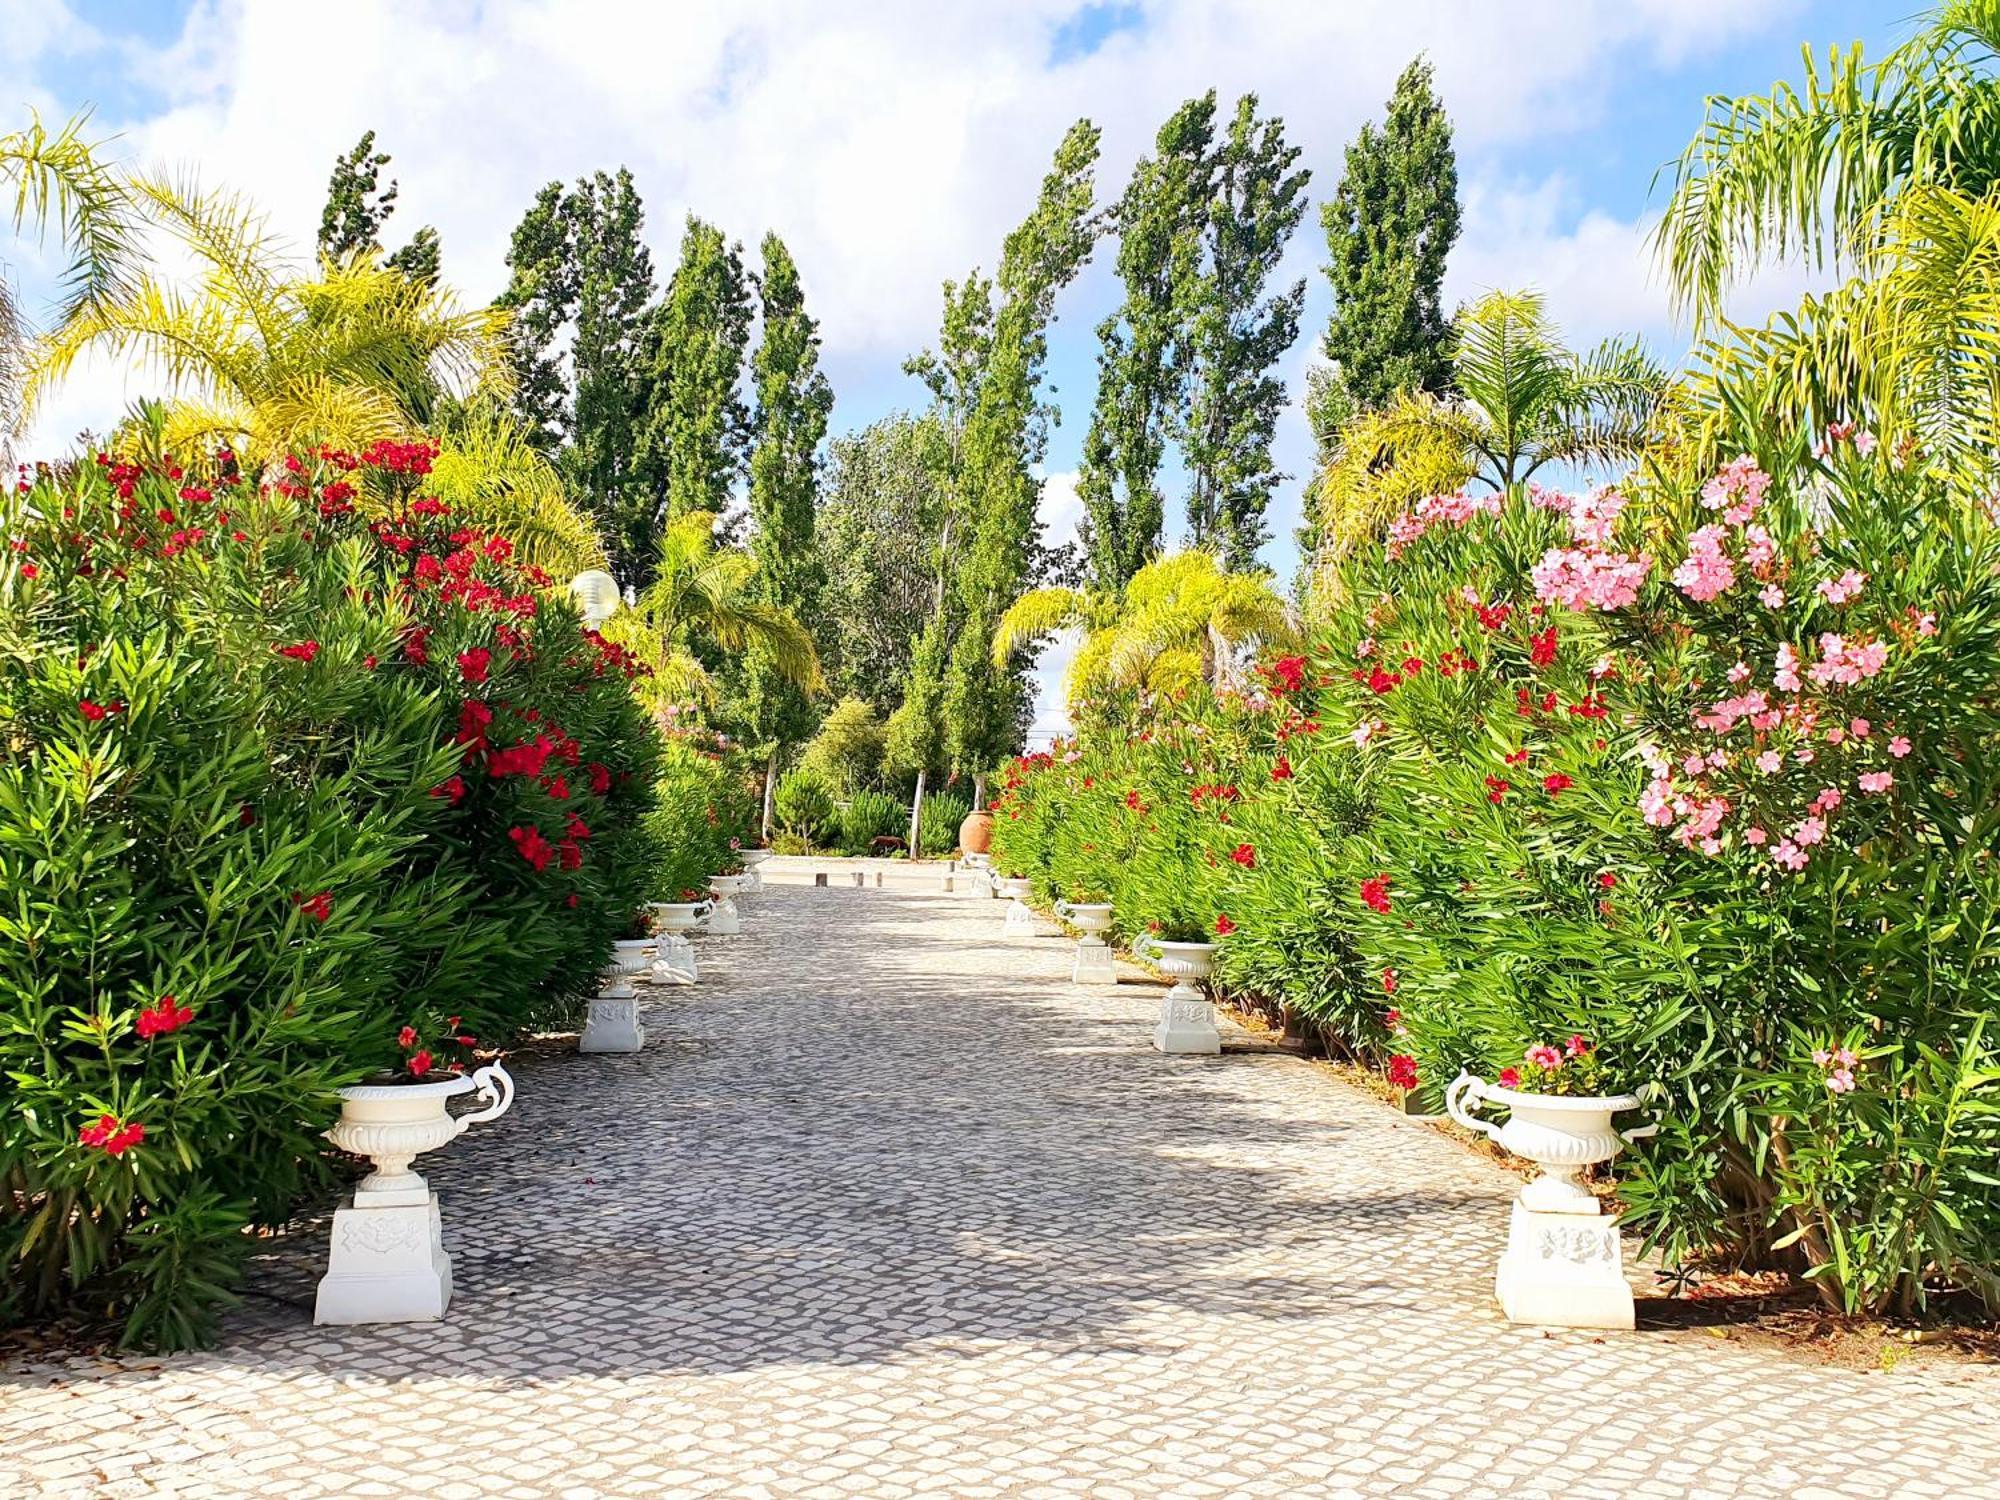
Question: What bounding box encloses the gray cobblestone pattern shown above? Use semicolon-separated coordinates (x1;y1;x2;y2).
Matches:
6;872;1999;1498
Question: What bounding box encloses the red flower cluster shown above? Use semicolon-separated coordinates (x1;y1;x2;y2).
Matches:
1529;627;1559;668
1229;843;1256;868
457;647;492;685
1381;967;1398;995
135;994;195;1039
510;824;554;872
1386;1054;1420;1091
1265;655;1307;694
1359;874;1393;914
1214;913;1237;936
275;640;320;663
1271;756;1293;780
80;1114;145;1155
1542;772;1573;796
1484;775;1510;803
293;890;334;921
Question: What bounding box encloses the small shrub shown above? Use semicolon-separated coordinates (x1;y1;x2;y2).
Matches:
839;790;907;854
916;790;970;858
797;696;886;795
774;768;837;845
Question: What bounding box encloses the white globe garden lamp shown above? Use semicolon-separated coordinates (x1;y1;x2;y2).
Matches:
569;569;621;628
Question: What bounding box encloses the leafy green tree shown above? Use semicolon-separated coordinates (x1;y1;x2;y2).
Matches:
1317;57;1460;423
938;120;1102;800
317;130;440;285
495;170;656;581
885;623;950;854
736;232;833;833
1077;96;1212;590
815;413;951;705
634;216;753;547
1178;94;1310;568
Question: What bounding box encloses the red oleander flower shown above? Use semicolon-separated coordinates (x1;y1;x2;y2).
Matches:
559;838;583;871
1484;775;1510;803
293;890;334;922
1381;967;1398;995
1597;872;1618;890
1214;913;1236;936
1272;756;1293;780
455;698;493;747
586;762;612;795
565;814;592;840
1230;843;1256;868
1529;627;1558;668
19;563;36;579
432;775;467;805
1386;1054;1419;1091
1359;875;1393;914
1565;1033;1593;1058
79;699;108;721
544;774;570;800
239;802;257;826
80;1115;145;1155
1504;748;1530;765
135;994;195;1039
457;647;491;685
275;641;320;663
409;1049;433;1078
1267;655;1306;694
509;825;554;872
1125;790;1143;810
1542;773;1573;795
398;1025;419;1049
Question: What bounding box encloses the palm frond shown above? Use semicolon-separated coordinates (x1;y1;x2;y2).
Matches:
0;109;145;324
991;586;1093;665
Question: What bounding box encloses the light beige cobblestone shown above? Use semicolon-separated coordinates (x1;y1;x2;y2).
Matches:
4;880;1999;1498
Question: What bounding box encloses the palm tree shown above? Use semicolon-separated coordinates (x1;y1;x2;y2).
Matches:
607;509;823;718
1304;290;1668;597
1654;1;2000;329
1;110;144;462
427;404;609;579
27;174;507;465
992;549;1295;718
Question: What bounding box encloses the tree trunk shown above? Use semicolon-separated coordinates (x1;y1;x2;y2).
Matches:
761;749;779;842
972;771;988;811
907;767;927;859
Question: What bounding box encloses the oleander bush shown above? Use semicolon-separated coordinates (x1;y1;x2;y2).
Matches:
644;734;760;900
0;441;677;1348
994;440;2000;1316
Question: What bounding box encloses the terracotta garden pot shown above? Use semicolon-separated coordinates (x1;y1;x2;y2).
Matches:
959;808;994;855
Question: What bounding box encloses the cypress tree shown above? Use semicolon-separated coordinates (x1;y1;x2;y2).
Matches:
317;130;440;285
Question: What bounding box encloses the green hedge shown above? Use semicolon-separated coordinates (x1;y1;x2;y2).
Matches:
0;443;688;1348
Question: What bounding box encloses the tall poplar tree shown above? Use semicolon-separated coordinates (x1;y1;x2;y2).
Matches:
1317;57;1460;426
318;130;440;284
1076;96;1212;591
1177;94;1309;568
939;119;1102;802
633;216;753;564
495;170;655;576
738;231;833;832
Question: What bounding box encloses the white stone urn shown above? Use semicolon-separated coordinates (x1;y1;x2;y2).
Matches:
999;876;1039;936
1446;1073;1658;1330
1057;900;1116;985
581;939;653;1053
738;848;772;891
963;852;996;898
648;900;707;984
1137;937;1219;1055
315;1063;515;1324
705;875;750;936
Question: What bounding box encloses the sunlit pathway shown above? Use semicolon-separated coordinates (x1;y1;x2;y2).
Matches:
5;870;1998;1499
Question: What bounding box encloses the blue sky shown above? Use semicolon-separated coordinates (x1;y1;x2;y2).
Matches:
6;1;1915;733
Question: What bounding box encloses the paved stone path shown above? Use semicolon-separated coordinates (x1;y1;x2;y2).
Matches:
6;874;1999;1498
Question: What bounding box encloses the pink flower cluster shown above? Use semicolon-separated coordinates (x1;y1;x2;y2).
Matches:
1672;524;1736;602
1530;545;1651;612
1386;489;1503;558
1700;454;1771;525
1805;633;1889;688
1812;1044;1860;1095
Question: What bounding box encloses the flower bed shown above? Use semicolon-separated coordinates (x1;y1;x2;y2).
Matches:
993;442;2000;1317
0;441;715;1347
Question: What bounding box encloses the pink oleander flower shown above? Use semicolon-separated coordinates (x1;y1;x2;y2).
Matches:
1775;642;1802;692
1755;751;1781;774
1791;816;1827;849
1639;776;1676;827
1672;524;1736;603
1745;826;1768;846
1700;455;1771;526
1828;1067;1856;1093
1854;431;1878;457
1889;736;1911;758
1849;718;1870;739
1816;569;1867;606
1727;661;1752;684
1741;525;1778;569
1807;633;1890;687
1859;771;1893;794
1759;584;1786;609
1772;842;1809;871
1531;545;1651;612
1810;787;1842;814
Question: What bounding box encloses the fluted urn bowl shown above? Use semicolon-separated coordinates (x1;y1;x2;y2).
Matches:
1059;902;1114;937
649;901;706;936
609;937;655;974
999;876;1034;900
1143;939;1214;981
1446;1076;1651;1212
327;1064;515;1198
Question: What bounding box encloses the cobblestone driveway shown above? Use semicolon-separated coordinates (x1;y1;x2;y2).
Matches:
5;876;1998;1498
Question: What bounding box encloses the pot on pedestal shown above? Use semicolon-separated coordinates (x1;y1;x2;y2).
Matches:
999;876;1039;936
1056;900;1117;985
737;849;771;892
648;901;707;984
1138;938;1219;1054
705;875;749;935
581;939;653;1052
1446;1074;1657;1330
315;1063;515;1324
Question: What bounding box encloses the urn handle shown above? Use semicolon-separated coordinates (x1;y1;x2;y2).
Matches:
1445;1071;1499;1138
1620;1117;1660;1145
1054;898;1071;918
1134;934;1157;961
455;1062;515;1133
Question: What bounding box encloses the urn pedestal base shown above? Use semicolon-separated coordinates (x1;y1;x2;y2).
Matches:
1495;1200;1634;1330
1072;937;1117;984
1152;982;1221;1055
651;934;698;985
314;1192;452;1324
1002;899;1039;937
705;897;742;936
580;991;645;1053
